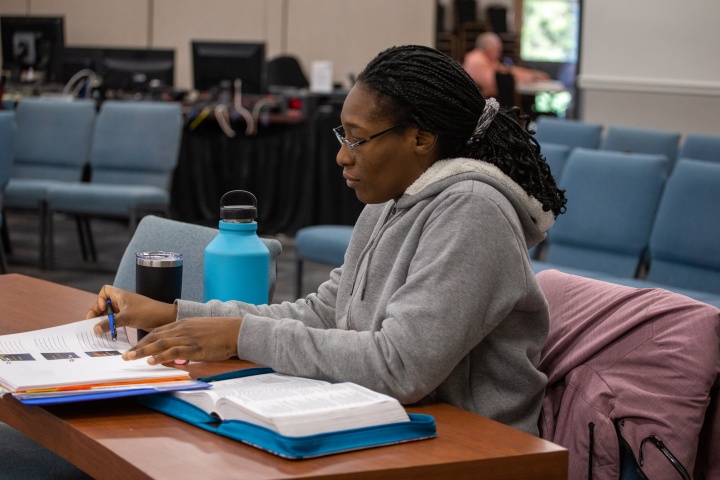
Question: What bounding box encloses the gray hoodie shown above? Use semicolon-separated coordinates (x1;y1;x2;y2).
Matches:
177;157;554;435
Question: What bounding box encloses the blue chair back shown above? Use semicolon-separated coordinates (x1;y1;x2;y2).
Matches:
534;117;603;149
646;159;720;293
677;133;720;164
0;111;16;193
540;142;571;183
89;101;183;189
544;148;667;277
13;98;96;181
600;125;680;170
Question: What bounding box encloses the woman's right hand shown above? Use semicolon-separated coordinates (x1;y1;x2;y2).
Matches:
87;285;178;336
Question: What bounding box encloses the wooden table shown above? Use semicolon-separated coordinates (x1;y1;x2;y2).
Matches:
0;274;567;479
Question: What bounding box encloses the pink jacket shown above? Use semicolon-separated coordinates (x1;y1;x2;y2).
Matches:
536;270;720;479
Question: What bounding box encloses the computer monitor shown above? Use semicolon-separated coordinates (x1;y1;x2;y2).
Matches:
192;41;266;94
56;46;104;84
100;48;175;91
0;16;65;83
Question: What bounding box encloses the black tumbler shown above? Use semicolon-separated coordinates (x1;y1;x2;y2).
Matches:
135;251;183;341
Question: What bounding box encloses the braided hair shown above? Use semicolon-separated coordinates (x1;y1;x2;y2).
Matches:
356;45;566;217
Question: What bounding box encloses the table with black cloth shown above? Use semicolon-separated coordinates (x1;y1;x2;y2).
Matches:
170;105;364;235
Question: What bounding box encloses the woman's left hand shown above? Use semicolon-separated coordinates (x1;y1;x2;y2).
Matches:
123;317;243;365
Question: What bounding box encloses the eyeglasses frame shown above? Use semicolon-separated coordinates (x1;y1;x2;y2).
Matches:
333;123;405;150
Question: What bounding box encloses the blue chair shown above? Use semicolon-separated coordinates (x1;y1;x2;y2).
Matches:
45;101;183;269
644;159;720;293
540;142;571;182
533;117;603;149
528;142;572;260
677;133;720;164
534;148;668;278
2;98;96;267
113;216;282;303
600;125;680;170
295;225;353;298
0;111;16;273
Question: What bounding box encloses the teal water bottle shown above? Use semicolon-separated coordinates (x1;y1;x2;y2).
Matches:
203;190;270;304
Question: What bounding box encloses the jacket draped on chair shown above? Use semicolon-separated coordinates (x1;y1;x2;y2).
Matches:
537;269;720;480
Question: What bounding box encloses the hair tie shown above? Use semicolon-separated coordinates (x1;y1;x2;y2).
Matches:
467;98;499;144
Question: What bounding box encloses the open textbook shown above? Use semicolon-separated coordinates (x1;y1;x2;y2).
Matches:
170;372;410;437
0;319;202;403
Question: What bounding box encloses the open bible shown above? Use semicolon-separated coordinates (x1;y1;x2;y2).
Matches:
139;368;437;459
170;372;409;437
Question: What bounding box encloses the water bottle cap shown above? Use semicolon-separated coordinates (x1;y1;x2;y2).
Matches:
219;190;257;222
221;205;256;222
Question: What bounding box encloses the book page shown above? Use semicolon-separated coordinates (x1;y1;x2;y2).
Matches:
0;318;131;361
214;379;410;437
0;319;190;392
172;373;328;414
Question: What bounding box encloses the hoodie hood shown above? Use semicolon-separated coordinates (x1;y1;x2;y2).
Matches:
397;157;555;247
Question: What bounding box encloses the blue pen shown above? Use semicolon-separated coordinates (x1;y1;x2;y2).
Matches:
106;298;117;341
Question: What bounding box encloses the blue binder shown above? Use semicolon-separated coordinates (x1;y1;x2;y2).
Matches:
16;380;210;405
137;367;437;459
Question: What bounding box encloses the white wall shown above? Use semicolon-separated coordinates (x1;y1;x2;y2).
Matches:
578;0;720;136
24;0;149;47
287;0;435;87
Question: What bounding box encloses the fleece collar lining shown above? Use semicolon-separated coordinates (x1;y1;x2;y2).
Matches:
405;158;555;233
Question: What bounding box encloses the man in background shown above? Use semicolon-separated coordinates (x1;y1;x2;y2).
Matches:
463;32;549;98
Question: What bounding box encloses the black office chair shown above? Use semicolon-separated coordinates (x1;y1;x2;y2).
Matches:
454;0;478;26
494;70;517;108
267;55;309;89
485;5;509;34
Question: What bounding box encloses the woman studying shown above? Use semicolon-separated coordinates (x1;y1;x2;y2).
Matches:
89;45;566;436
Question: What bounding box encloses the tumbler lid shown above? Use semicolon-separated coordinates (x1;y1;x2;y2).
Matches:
220;190;257;223
136;251;183;267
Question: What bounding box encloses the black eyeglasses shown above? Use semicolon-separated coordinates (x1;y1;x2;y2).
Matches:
333;124;404;151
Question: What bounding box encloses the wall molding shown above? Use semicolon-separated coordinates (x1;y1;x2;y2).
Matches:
577;74;720;97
